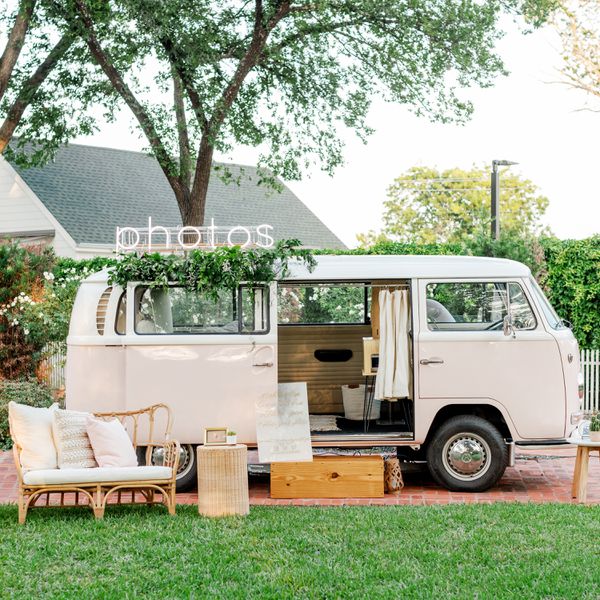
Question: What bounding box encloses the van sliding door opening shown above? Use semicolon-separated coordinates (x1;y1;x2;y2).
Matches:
276;281;414;443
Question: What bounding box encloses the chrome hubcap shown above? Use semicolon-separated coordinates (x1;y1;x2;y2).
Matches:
150;444;194;479
442;433;491;481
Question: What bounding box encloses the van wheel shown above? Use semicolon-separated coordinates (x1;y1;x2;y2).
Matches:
426;415;508;492
137;444;197;492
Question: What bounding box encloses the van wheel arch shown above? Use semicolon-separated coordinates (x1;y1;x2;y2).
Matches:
424;404;513;444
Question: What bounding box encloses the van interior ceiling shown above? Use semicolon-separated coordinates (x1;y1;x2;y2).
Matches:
277;281;414;442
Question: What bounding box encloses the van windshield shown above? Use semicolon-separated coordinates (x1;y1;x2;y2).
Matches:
529;278;566;330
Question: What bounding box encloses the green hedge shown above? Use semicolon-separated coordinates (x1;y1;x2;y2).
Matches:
542;237;600;349
0;379;56;450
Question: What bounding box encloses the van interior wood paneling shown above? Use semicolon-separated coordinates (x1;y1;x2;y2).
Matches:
278;324;370;414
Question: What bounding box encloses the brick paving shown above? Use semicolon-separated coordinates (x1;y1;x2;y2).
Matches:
1;446;598;507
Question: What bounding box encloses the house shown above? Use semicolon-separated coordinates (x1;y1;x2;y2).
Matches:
0;143;345;258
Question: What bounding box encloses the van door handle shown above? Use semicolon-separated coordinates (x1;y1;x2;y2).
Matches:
253;362;273;367
420;358;444;365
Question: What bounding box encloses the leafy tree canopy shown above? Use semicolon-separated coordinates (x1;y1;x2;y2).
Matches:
358;165;551;246
0;0;110;163
553;0;600;111
4;0;555;225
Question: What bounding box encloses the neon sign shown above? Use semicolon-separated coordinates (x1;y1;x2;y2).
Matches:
116;217;275;253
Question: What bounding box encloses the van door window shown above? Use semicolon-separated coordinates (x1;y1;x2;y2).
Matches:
134;286;269;335
426;282;536;331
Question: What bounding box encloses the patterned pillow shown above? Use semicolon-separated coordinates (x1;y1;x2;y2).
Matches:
52;409;97;469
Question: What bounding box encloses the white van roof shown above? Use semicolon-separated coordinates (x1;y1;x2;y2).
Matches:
284;254;531;281
84;254;530;286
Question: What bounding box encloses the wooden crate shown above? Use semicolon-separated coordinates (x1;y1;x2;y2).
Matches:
270;456;384;499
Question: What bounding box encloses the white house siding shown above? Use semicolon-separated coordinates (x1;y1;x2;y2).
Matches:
0;156;78;258
0;157;54;235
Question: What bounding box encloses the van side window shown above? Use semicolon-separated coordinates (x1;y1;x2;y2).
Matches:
426;282;536;331
115;291;127;335
278;284;368;325
134;286;269;335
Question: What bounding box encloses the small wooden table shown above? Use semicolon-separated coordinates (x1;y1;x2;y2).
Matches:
568;437;600;504
197;444;249;517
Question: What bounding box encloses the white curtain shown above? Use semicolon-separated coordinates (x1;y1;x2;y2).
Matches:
374;289;411;400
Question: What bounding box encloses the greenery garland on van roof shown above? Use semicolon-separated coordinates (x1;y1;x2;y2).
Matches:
107;239;316;300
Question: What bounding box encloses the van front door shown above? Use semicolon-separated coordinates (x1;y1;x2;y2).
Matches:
417;279;565;440
123;283;277;444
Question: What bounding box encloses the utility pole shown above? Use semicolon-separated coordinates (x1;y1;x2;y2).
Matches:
490;159;518;240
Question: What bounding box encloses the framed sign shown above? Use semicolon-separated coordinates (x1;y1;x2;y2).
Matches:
255;382;312;463
204;427;228;445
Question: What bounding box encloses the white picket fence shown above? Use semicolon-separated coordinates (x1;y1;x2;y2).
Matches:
580;349;600;412
43;342;66;390
41;343;600;411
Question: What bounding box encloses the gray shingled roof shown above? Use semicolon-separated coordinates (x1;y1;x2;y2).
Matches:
10;143;345;249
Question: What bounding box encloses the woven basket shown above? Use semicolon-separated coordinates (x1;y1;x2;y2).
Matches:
341;385;381;420
197;445;249;517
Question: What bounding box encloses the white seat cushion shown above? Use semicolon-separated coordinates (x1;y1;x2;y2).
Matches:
23;466;172;486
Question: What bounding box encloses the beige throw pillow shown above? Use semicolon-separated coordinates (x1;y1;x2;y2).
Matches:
86;416;138;468
8;402;59;471
52;409;97;469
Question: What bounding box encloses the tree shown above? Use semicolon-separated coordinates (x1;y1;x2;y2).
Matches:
0;0;106;163
358;166;550;246
554;0;600;111
16;0;551;227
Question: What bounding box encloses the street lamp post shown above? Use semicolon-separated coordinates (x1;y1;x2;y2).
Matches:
490;159;518;240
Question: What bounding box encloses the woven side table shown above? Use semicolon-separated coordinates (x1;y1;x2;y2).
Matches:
197;444;249;517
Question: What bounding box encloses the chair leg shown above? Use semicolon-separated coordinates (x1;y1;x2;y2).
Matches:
93;506;105;519
93;485;105;519
168;484;176;515
18;497;28;525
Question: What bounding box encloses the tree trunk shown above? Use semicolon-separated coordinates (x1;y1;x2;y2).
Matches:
0;0;36;101
0;34;73;154
184;138;214;226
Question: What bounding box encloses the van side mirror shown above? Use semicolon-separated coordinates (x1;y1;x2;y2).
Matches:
503;315;516;338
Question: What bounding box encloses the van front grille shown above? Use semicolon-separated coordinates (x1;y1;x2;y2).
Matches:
96;287;113;335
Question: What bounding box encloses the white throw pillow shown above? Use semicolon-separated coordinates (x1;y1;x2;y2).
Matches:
86;416;138;468
8;401;59;471
52;409;97;469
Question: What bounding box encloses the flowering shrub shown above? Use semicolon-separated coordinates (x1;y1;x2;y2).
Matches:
0;266;97;350
0;244;113;379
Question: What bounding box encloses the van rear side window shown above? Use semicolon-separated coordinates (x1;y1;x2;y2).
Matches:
426;282;536;331
134;286;269;335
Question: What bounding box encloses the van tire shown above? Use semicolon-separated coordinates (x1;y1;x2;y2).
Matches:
137;444;197;493
426;415;508;492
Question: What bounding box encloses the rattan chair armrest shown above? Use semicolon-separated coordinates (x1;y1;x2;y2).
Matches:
143;440;181;473
12;444;24;483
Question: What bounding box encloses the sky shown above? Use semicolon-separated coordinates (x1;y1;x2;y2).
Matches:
74;18;600;248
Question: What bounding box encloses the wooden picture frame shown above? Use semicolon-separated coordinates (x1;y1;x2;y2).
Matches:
204;427;228;445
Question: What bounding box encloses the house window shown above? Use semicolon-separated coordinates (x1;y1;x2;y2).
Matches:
426;282;536;331
134;286;269;335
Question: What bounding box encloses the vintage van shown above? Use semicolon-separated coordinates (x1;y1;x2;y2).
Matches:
66;255;583;492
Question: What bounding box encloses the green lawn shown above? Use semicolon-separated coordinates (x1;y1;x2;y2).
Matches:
1;504;599;599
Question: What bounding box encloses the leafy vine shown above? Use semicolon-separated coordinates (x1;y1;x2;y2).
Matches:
108;239;316;300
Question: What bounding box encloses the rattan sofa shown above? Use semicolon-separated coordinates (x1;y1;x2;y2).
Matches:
11;403;180;524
